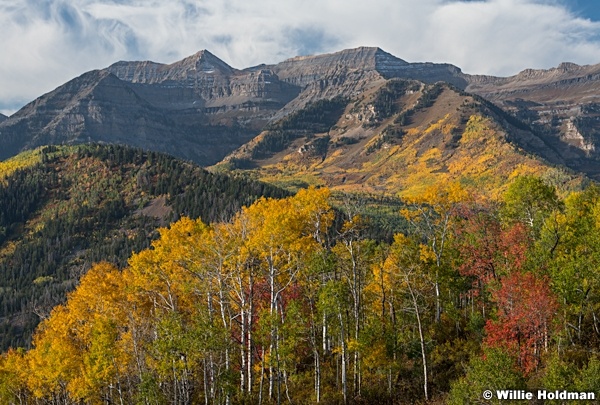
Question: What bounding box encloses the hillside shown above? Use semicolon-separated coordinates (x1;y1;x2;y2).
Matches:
220;79;584;197
0;144;287;350
3;180;600;404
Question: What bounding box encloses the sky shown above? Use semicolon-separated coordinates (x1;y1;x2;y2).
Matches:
1;0;600;116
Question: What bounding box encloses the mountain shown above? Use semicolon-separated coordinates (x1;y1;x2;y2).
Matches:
0;144;287;350
0;69;261;165
106;50;301;121
1;46;599;184
220;79;584;197
464;62;600;159
267;47;466;110
0;113;6;123
0;47;468;164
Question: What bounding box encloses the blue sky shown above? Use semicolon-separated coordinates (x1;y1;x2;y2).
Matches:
1;0;600;116
571;0;600;21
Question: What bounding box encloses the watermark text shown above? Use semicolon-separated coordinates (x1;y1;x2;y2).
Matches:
482;390;595;401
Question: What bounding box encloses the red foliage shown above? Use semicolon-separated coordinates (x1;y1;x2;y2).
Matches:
457;206;531;282
456;205;503;285
484;271;557;374
456;205;532;318
496;223;530;273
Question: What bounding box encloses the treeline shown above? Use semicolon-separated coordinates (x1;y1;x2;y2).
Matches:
0;144;287;350
251;98;347;159
2;179;600;404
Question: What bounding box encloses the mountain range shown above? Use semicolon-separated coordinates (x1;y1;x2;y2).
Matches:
1;46;599;190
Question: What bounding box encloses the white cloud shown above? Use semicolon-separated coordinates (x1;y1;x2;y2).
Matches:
1;0;600;114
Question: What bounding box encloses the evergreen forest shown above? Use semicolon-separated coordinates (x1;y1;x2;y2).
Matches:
0;145;287;351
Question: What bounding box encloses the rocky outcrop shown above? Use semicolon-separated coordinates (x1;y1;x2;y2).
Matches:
563;117;595;154
465;62;600;156
108;50;300;112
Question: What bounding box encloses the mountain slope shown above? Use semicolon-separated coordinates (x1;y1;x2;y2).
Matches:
0;144;287;350
220;79;583;197
0;70;261;164
465;62;600;158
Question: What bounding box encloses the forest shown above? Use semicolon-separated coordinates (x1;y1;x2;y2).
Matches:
1;177;600;404
0;145;288;350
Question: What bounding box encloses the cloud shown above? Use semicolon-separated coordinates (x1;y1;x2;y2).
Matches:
1;0;600;114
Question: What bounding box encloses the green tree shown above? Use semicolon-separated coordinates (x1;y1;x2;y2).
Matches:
502;175;561;237
448;347;525;405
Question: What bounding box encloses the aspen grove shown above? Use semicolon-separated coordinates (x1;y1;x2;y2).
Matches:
2;180;600;404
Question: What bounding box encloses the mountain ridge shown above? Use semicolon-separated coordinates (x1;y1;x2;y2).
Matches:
1;46;600;184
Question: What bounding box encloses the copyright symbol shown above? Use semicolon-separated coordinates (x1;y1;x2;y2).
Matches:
482;390;493;400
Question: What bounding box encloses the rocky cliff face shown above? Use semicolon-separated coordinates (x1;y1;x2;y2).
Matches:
0;70;258;163
271;47;407;87
465;62;600;158
466;62;600;102
107;50;300;112
270;47;466;88
0;47;469;164
264;47;468;119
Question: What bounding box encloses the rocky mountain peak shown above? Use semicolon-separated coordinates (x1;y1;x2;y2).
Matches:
267;46;410;91
175;49;236;75
0;113;7;123
276;47;406;74
557;62;581;72
107;49;236;85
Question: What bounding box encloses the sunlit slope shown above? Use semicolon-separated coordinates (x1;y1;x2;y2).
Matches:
220;80;580;197
0;148;45;182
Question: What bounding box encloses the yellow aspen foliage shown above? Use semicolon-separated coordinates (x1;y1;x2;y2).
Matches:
26;262;132;403
461;115;495;144
424;114;452;135
0;149;42;183
26;305;80;399
0;349;28;403
127;217;211;314
401;181;469;223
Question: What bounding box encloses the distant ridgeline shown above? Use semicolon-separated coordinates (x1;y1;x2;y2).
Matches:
0;144;288;350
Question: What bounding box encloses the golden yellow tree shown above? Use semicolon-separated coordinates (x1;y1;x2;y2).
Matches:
401;181;468;322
